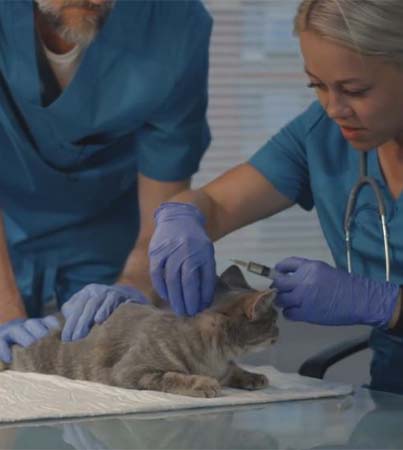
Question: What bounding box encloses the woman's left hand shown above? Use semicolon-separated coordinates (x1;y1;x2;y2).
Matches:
272;257;400;327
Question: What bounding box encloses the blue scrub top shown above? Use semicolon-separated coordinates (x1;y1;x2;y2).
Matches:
249;101;403;285
0;1;212;306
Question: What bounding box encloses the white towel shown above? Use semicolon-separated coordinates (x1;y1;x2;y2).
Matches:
0;365;353;423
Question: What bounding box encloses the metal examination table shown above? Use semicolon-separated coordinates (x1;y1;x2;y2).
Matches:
1;386;402;449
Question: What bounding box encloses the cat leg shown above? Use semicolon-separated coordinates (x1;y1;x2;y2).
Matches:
0;360;8;371
136;371;222;398
223;362;268;390
111;358;222;397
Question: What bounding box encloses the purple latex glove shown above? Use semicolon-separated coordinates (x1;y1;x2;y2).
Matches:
61;284;148;341
272;256;399;327
149;202;216;316
0;316;60;363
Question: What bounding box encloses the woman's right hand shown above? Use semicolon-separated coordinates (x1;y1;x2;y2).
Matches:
148;202;216;316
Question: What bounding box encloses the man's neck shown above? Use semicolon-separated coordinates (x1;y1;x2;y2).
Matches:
34;8;75;54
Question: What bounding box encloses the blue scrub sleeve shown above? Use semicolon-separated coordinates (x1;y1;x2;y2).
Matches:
136;5;212;182
249;108;314;211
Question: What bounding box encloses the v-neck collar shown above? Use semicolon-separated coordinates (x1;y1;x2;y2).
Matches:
348;144;400;209
369;148;385;185
353;145;403;206
373;148;403;204
6;1;119;111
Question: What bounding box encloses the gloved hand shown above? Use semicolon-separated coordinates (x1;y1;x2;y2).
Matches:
0;316;60;364
149;202;216;316
61;284;149;342
272;256;399;327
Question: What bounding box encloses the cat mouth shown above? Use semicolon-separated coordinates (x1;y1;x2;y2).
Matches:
249;325;279;347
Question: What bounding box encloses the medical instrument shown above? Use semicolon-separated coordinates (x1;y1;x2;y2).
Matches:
344;152;390;281
231;259;277;279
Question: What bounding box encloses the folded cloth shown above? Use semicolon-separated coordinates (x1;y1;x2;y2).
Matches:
0;365;353;423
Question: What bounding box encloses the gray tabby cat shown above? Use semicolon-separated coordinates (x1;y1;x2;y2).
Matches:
0;266;278;398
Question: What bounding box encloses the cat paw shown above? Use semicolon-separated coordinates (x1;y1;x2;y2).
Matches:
190;376;221;398
239;373;269;390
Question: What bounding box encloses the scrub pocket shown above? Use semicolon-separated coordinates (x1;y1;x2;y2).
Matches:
54;260;122;307
369;327;403;396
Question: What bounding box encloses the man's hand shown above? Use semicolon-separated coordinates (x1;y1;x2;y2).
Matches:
0;316;60;363
272;256;399;327
61;284;149;341
149;202;216;316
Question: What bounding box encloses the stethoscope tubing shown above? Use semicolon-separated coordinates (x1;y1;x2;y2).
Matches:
344;152;390;281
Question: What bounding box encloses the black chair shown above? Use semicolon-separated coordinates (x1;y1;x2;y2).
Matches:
298;333;370;379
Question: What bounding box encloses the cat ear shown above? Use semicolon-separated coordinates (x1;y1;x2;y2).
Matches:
214;275;231;296
245;289;277;321
220;265;251;290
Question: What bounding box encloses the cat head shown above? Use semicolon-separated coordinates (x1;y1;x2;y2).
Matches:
209;265;279;352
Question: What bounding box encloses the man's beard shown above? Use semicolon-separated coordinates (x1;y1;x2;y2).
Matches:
35;0;115;47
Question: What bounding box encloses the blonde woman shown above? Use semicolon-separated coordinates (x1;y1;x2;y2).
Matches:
149;0;403;395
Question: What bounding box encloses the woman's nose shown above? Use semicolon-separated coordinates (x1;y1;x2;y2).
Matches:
325;91;353;120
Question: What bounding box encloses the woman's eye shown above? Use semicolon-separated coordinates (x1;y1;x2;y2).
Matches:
306;82;324;90
343;88;370;97
306;82;370;97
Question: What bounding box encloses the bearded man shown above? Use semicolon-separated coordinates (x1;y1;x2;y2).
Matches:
0;0;212;363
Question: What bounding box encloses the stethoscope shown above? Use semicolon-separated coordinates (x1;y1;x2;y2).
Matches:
344;151;390;281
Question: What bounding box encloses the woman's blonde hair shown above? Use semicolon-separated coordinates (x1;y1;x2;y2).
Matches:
294;0;403;67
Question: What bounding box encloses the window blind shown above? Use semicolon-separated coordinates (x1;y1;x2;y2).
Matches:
193;0;333;271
